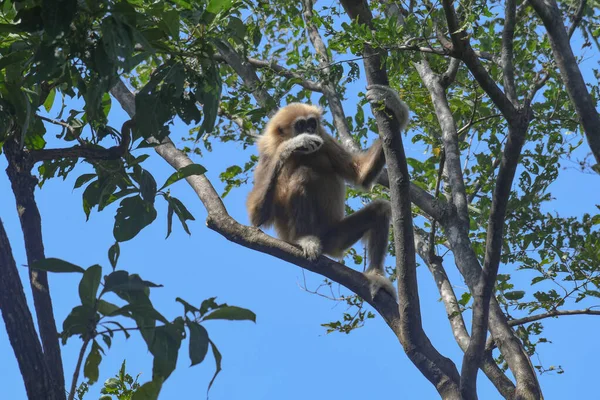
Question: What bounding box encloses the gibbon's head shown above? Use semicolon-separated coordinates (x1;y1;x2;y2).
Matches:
258;103;323;154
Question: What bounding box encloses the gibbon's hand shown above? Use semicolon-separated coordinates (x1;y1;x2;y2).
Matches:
282;133;324;158
366;84;409;130
292;133;324;154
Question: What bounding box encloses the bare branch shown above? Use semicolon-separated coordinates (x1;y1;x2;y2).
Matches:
528;0;600;164
567;0;587;38
340;1;461;397
502;0;519;105
441;58;461;88
0;219;60;400
509;308;600;326
67;339;91;400
415;59;470;225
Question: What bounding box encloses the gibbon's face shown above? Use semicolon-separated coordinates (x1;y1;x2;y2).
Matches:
272;103;322;140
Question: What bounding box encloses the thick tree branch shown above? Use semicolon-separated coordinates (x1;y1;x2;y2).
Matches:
340;1;461;397
0;219;61;400
509;308;600;326
414;232;516;399
528;0;600;164
461;118;530;399
29;121;132;162
4;139;66;399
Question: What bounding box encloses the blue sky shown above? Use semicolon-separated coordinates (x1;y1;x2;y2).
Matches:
2;14;600;400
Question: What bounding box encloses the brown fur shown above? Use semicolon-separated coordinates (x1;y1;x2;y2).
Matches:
246;103;391;271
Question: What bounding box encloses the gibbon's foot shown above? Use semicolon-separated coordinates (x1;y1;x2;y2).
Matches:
297;236;322;261
365;84;409;131
364;269;397;301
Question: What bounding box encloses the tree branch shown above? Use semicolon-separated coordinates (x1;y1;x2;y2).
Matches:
528;0;600;164
415;59;470;227
340;1;461;397
461;118;530;399
213;54;323;93
414;231;516;399
441;0;517;121
29;120;132;162
4;139;66;398
302;0;358;151
509;308;600;326
502;0;519;105
0;219;61;400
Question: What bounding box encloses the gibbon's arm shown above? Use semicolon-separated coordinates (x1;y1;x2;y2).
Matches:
247;154;278;227
247;133;324;227
325;135;386;189
327;84;410;189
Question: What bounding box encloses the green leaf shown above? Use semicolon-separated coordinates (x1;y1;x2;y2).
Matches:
176;297;200;315
62;305;96;343
504;290;526;301
114;303;169;324
187;320;210;366
159;164;207;190
206;0;234;14
84;340;102;384
74;174;97;189
113;195;157;242
167;196;195;235
140;169;157;204
207;339;222;394
199;297;219;316
43;88;56;112
0;50;30;72
166;199;174;239
202;306;256;322
103;271;163;294
131;381;162;400
32;258;85;273
108;242;120;269
150;322;184;380
97;300;120;316
79;265;102;307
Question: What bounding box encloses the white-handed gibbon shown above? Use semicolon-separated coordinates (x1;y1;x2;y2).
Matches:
247;85;409;298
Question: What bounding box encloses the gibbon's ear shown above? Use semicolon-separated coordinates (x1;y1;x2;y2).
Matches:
277;126;285;135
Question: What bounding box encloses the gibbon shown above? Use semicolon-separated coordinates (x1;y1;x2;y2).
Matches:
247;85;409;298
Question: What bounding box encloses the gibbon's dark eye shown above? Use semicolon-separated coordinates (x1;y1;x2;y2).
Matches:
306;117;317;133
294;118;307;133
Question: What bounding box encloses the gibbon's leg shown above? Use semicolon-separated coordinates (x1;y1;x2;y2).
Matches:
321;200;396;298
